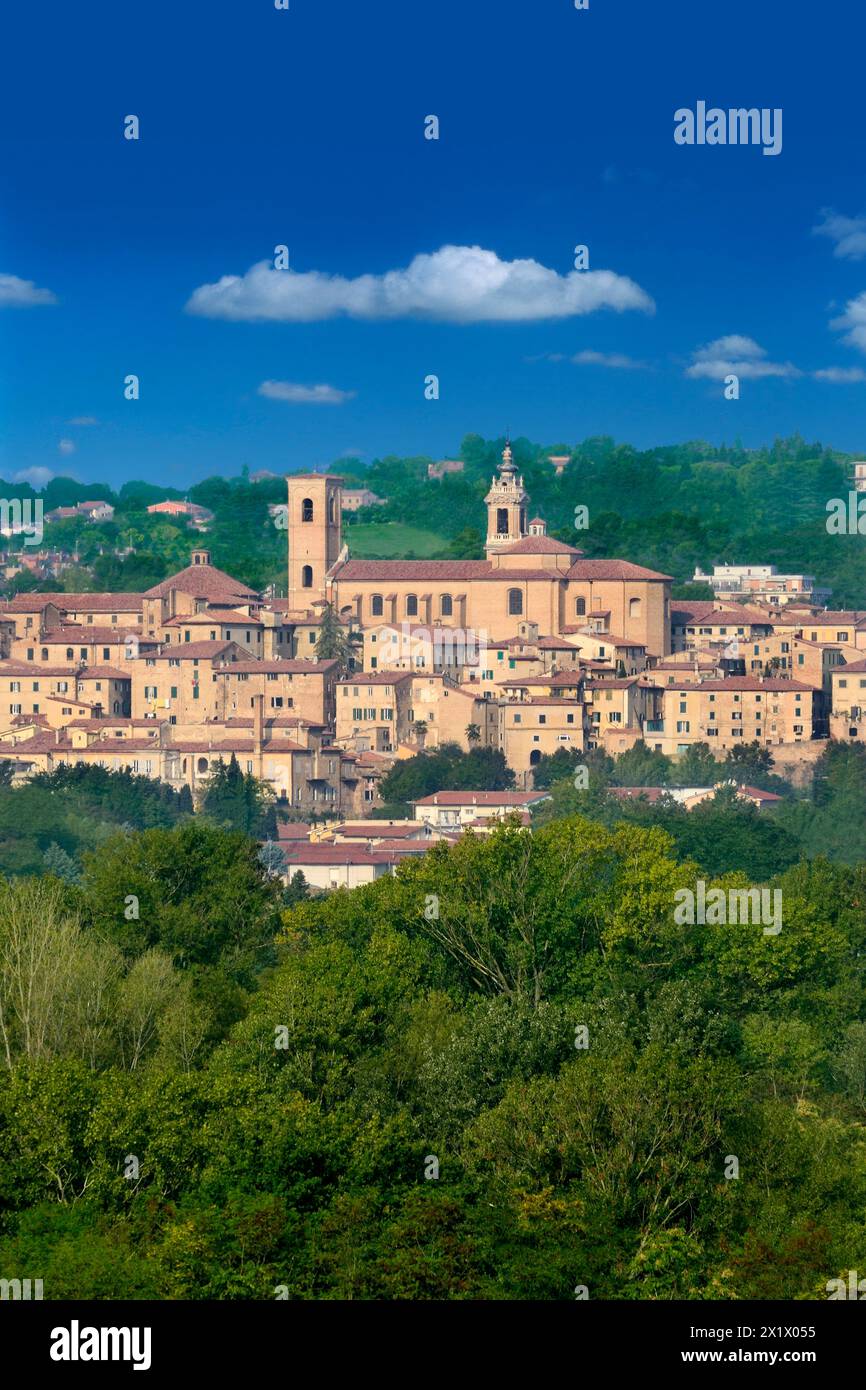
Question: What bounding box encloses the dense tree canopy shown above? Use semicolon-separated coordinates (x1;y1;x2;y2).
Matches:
1;810;865;1299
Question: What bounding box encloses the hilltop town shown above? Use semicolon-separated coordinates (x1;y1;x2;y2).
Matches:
0;442;863;887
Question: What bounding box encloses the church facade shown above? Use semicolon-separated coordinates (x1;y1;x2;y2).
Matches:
288;445;672;657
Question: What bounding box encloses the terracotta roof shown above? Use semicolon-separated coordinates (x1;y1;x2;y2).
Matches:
334;559;491;581
663;677;814;693
144;563;258;601
281;844;394;866
152;640;240;660
164;612;263;627
0;662;79;676
41;626;142;644
77;666;131;680
274;822;312;840
535;635;581;650
1;592;144;613
66;717;157;728
675;608;774;627
1;595;66;612
566;559;673;581
337;670;414;685
788;611;866;625
739;785;783;802
499;672;583;687
609;786;669;804
215;659;338;674
500;536;583;556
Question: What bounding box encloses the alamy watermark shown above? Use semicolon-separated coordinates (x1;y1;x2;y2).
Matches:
0;498;43;547
674;102;782;157
378;622;488;672
826;493;866;535
673;880;782;935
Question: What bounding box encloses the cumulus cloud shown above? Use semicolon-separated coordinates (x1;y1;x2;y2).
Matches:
186;245;655;324
685;335;800;381
0;273;58;307
813;365;866;383
57;438;77;455
257;380;356;405
67;415;98;426
830;292;866;354
13;466;55;487
813;209;866;261
570;349;649;369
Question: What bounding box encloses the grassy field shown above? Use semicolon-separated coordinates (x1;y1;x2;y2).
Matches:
344;522;449;558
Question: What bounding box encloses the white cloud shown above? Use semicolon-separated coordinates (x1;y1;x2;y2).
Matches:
0;273;58;307
257;380;356;405
685;335;800;381
570;349;648;370
67;415;98;426
13;466;54;487
813;209;866;261
187;245;655;324
57;438;77;455
830;292;866;354
813;366;866;383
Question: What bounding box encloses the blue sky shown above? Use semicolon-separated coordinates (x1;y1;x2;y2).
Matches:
2;0;865;489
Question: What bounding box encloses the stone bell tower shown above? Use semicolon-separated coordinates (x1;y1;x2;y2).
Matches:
286;473;343;610
484;441;529;555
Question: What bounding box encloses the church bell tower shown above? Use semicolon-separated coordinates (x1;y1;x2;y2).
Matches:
484;441;529;555
286;473;343;611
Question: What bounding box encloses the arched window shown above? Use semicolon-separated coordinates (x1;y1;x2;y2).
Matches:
629;597;642;619
406;594;418;617
575;598;586;617
197;757;208;773
441;594;453;617
371;594;384;616
41;648;48;660
301;565;313;589
508;588;523;615
66;647;74;660
529;749;542;766
328;493;336;524
302;497;314;522
496;508;509;535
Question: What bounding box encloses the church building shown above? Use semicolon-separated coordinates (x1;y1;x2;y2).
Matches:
287;444;672;657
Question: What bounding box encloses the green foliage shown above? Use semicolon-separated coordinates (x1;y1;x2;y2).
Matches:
200;754;277;838
0;764;192;876
379;743;515;804
2;813;865;1299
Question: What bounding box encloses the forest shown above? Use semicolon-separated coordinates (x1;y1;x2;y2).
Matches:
0;751;865;1299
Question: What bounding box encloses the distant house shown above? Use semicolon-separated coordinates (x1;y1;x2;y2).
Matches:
341;488;387;511
427;459;465;480
146;500;214;531
411;789;550;829
77;500;114;522
45;501;114;523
